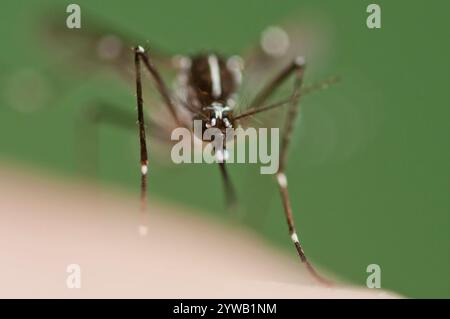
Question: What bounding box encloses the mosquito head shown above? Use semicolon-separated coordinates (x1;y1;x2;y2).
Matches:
203;102;235;131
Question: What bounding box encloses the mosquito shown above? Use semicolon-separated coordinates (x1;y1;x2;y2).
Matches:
44;18;338;285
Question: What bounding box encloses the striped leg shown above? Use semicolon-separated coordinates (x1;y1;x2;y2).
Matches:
218;139;237;211
134;47;150;211
133;45;183;211
253;57;332;284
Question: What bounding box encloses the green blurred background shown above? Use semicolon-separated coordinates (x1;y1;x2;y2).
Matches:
1;0;449;298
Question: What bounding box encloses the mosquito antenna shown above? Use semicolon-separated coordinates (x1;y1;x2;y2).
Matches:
234;88;271;124
235;75;340;121
235;98;292;120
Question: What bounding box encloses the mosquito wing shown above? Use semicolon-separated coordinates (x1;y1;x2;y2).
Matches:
41;10;175;80
235;20;334;130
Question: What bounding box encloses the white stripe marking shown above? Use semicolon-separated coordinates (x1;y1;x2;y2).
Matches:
291;232;299;243
295;56;306;67
208;54;222;98
141;164;148;175
277;173;288;188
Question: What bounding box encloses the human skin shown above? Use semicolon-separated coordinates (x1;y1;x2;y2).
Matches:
0;165;398;298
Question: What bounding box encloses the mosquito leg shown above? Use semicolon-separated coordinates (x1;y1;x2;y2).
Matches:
248;57;307;109
276;172;332;285
133;45;186;211
134;47;150;211
218;162;238;211
249;57;332;284
281;60;333;285
134;46;182;126
215;132;238;211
